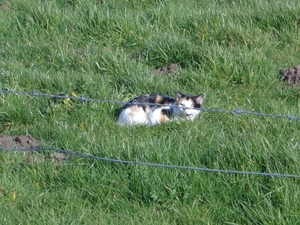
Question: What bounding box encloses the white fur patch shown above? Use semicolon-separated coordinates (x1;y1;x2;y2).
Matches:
171;99;202;121
148;107;170;125
118;107;149;126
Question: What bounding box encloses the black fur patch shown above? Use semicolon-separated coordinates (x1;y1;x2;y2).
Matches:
161;108;173;117
193;98;201;108
123;94;176;109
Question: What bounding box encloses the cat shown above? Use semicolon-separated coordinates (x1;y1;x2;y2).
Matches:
118;91;205;125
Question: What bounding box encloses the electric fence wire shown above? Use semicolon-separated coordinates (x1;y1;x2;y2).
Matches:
1;89;300;120
1;89;299;178
1;147;300;179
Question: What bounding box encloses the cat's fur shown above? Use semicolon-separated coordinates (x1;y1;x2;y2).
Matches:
118;91;205;126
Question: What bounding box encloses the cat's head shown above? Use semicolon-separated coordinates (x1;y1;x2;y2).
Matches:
172;91;205;120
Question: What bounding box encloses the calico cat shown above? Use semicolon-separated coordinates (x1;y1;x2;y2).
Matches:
118;91;205;125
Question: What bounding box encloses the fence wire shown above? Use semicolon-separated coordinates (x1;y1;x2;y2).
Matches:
1;147;299;179
1;89;300;120
0;89;300;178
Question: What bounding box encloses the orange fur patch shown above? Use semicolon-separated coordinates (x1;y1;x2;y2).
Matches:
128;105;140;117
155;94;163;103
160;113;169;123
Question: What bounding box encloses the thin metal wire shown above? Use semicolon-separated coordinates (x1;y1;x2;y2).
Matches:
1;89;299;178
1;89;300;120
1;147;299;178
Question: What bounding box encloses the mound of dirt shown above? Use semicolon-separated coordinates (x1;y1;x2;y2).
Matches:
0;3;11;11
282;65;300;86
0;135;70;164
156;63;179;76
27;152;70;164
0;135;40;148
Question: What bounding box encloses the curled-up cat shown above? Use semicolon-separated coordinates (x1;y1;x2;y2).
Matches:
118;91;205;126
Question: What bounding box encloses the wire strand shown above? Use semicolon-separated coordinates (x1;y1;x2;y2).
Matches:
1;147;299;179
1;89;299;178
1;89;300;120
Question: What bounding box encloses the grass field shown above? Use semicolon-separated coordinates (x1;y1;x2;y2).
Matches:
1;0;300;224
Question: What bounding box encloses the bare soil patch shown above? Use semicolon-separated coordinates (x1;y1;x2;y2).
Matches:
0;135;40;148
0;3;11;11
282;65;300;86
155;63;179;76
0;135;70;164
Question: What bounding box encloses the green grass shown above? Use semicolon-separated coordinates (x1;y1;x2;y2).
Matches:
1;0;300;224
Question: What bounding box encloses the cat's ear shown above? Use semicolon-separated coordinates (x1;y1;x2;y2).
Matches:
176;91;184;99
195;94;205;104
